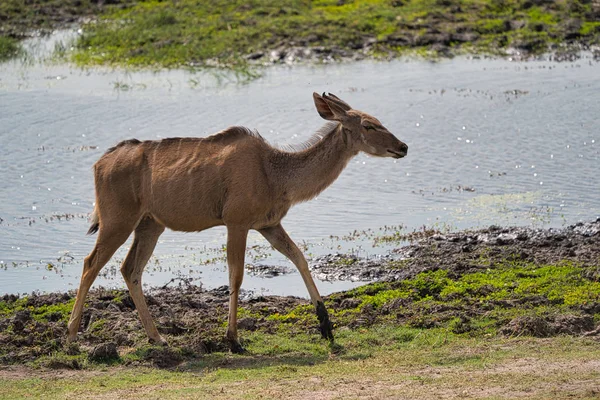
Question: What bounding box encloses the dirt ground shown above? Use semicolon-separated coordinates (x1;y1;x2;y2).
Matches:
1;219;599;369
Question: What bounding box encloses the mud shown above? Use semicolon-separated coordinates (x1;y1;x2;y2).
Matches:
248;42;600;65
310;218;600;282
500;314;595;338
0;219;598;368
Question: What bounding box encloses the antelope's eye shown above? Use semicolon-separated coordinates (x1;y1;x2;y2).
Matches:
363;124;377;131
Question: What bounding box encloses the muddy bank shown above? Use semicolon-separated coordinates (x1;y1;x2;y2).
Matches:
0;220;598;368
310;218;600;282
0;0;133;39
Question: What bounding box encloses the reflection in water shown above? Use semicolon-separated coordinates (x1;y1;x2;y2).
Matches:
0;38;599;295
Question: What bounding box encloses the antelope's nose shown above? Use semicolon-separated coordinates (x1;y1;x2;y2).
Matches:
400;142;408;155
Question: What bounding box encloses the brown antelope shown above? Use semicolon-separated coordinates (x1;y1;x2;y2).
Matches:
67;92;408;353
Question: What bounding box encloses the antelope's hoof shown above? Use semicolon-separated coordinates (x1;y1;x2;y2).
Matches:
66;333;78;344
316;301;334;341
320;321;335;342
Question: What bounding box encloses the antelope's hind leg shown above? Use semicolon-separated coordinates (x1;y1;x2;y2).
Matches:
259;224;334;342
225;226;249;354
67;217;139;342
120;216;166;345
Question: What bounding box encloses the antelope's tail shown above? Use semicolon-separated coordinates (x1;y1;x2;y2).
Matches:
87;207;99;235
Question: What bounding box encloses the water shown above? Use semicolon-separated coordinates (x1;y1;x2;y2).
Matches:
1;34;599;296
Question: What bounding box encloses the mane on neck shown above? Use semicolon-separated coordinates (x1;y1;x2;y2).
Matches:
277;122;340;153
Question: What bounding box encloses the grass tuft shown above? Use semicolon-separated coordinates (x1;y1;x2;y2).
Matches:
0;36;21;61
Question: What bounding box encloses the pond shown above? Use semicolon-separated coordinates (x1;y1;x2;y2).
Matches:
1;33;599;296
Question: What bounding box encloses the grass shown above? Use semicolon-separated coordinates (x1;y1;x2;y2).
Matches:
1;334;600;399
0;36;21;61
72;0;600;67
1;259;599;398
0;297;74;323
1;0;600;66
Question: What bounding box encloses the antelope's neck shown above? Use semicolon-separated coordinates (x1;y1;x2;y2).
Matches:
274;124;357;204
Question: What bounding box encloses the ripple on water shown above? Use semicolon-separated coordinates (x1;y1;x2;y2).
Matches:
1;44;599;295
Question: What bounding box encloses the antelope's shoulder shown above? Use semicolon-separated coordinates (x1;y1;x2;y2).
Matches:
203;126;266;145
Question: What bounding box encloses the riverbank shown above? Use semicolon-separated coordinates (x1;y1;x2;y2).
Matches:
1;0;600;67
1;220;598;367
1;220;599;397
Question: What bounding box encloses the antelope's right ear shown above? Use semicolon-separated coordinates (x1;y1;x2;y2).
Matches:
313;92;346;121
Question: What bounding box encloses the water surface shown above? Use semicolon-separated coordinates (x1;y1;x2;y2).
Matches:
1;37;599;296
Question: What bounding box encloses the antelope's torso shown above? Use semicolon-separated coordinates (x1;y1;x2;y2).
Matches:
93;128;293;232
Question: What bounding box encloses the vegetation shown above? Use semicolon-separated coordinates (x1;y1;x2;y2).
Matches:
1;223;599;398
1;0;599;66
0;36;20;61
273;261;600;338
2;333;600;398
1;260;598;365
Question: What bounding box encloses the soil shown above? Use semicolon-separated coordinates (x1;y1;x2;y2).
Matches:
0;219;598;368
310;218;600;282
0;0;134;39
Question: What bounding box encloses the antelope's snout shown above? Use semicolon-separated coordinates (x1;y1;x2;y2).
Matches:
388;141;408;159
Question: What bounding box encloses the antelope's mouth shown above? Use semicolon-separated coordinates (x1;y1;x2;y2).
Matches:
387;150;406;159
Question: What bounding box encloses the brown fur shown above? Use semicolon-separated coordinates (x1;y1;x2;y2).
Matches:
67;93;408;352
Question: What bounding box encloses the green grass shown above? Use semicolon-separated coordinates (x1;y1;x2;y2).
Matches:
581;21;600;36
1;259;599;398
0;298;74;323
3;0;599;66
0;36;20;61
318;261;600;334
2;334;600;399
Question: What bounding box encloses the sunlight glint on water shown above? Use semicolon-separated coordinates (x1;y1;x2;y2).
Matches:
1;39;599;296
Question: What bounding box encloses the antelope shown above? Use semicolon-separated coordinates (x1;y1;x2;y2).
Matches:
67;92;408;353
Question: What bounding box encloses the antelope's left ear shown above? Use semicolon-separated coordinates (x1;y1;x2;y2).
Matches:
313;92;348;121
323;93;352;111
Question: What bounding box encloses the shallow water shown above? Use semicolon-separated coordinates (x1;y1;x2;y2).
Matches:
1;34;599;296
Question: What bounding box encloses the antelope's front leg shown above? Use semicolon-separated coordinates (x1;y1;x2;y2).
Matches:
225;226;249;354
259;224;334;341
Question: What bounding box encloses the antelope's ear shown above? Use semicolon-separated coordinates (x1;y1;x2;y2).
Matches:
324;93;352;111
313;92;347;121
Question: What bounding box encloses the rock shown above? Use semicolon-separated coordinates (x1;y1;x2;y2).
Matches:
509;20;527;31
157;317;188;335
246;51;264;60
340;298;361;310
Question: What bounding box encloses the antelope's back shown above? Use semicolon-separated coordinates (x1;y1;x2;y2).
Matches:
93;132;273;231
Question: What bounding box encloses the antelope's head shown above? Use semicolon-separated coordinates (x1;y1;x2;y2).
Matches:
313;92;408;159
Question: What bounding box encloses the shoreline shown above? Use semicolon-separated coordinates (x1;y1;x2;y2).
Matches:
1;219;598;369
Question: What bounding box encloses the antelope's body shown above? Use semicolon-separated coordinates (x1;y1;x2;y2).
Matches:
68;93;408;352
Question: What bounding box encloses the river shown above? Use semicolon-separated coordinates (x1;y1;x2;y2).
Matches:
1;32;598;296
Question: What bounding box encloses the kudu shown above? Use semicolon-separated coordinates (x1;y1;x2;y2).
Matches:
67;92;408;353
